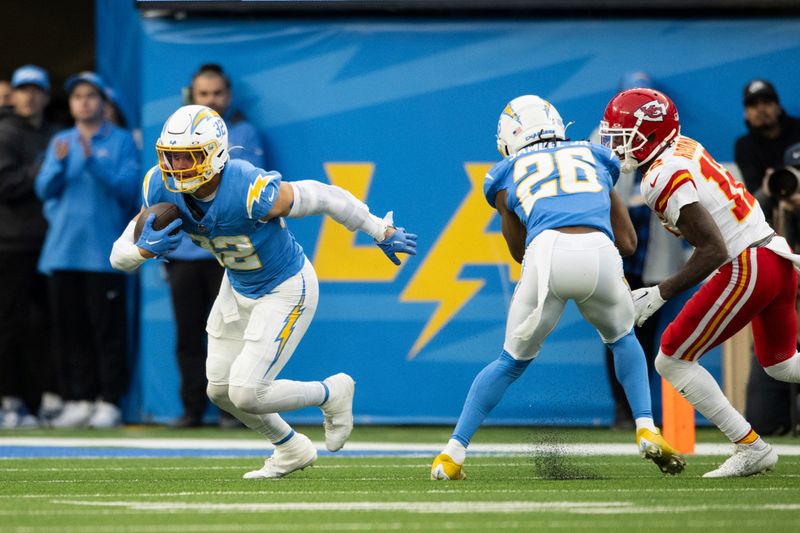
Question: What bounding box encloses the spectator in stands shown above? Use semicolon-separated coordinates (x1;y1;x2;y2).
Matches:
0;80;12;109
166;63;266;428
735;80;800;214
0;65;59;429
35;72;140;428
596;72;689;429
102;87;127;128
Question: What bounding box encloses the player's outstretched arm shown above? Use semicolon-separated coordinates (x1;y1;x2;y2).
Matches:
110;207;182;272
264;180;417;265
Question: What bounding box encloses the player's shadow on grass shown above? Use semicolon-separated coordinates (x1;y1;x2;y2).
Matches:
527;432;605;480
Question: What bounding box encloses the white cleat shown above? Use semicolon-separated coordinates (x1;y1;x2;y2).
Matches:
243;433;317;479
50;400;94;429
703;443;778;478
320;373;355;452
88;401;122;429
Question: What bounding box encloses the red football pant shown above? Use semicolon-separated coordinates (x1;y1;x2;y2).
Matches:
661;247;798;366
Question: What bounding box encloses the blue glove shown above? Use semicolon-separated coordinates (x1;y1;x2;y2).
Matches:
135;213;183;257
376;211;417;265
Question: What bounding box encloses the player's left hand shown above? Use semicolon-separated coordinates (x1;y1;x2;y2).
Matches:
631;286;666;327
376;211;417;265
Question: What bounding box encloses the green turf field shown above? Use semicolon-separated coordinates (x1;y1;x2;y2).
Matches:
2;427;799;532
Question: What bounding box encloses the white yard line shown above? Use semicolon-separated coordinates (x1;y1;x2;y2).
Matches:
48;499;800;515
2;438;800;456
1;486;798;500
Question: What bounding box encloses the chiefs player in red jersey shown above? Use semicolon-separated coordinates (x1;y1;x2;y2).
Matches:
600;88;800;478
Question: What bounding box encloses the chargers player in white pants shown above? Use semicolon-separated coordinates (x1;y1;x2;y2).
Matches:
431;96;684;481
111;105;416;479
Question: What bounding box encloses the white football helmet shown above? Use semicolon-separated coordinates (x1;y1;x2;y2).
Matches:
156;104;229;193
496;95;566;157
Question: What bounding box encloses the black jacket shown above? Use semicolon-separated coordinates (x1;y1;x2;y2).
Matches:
0;109;57;252
734;112;800;194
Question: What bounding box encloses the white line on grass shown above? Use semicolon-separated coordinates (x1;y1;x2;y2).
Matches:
2;486;799;501
1;485;797;500
3;438;800;456
0;521;561;533
47;500;800;515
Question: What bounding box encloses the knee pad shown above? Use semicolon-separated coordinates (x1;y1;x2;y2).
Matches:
764;353;800;383
207;382;231;408
228;384;261;414
655;352;697;391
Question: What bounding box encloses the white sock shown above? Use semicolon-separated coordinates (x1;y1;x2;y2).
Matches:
443;438;466;464
634;417;657;433
748;437;768;451
228;380;326;414
656;353;751;443
764;353;800;383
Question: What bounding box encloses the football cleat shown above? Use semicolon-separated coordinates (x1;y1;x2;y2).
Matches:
243;433;317;479
320;373;355;452
430;453;466;481
50;400;94;429
703;443;778;478
636;428;686;475
88;401;121;429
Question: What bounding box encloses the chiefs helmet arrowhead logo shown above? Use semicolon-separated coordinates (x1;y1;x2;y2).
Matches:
634;100;668;122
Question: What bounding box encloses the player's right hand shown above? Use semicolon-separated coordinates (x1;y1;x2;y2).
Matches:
135;213;183;257
631;286;666;327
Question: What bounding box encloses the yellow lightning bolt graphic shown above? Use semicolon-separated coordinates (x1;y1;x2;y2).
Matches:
400;163;521;360
246;174;272;219
275;296;305;358
266;289;307;377
313;163;404;281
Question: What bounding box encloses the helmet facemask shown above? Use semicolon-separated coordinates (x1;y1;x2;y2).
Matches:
599;120;649;173
157;142;219;193
156;105;230;194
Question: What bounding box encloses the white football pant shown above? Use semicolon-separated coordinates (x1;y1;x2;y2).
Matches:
205;258;326;442
504;230;634;361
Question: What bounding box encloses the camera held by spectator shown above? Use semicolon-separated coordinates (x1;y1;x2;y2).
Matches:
767;143;800;199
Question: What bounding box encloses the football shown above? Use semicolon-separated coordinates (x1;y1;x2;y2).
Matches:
133;202;181;241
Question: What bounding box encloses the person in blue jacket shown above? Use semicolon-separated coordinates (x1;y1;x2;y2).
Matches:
35;72;139;429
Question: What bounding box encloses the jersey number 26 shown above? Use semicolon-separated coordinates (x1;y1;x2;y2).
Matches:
513;147;603;217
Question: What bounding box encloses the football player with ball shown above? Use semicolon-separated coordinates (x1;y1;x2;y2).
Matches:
111;105;416;479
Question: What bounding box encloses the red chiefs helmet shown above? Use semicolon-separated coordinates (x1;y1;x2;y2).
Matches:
599;88;680;173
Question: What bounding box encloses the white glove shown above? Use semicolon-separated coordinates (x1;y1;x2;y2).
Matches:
631;286;666;327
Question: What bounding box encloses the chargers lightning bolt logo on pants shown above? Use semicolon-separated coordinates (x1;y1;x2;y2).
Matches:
265;275;306;377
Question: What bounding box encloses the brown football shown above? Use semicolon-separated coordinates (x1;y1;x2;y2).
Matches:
133;202;181;241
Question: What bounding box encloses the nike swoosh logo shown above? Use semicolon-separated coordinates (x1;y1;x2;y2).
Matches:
145;238;163;245
649;177;658;188
268;189;275;202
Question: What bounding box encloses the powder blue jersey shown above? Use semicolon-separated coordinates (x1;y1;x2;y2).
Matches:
484;140;620;246
142;159;304;298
